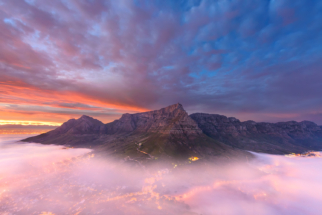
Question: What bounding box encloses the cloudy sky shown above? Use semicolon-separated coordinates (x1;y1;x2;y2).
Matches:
0;0;322;125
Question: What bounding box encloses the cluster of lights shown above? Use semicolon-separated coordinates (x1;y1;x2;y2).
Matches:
285;151;322;158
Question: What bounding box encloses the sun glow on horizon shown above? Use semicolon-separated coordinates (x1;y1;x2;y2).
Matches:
0;130;54;135
0;120;62;126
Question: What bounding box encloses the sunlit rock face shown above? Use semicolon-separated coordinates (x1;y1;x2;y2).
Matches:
190;113;322;154
1;135;322;215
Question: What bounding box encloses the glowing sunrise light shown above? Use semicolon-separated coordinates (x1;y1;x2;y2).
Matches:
0;120;61;126
0;130;53;135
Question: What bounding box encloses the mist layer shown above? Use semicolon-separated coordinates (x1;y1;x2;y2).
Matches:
0;134;321;215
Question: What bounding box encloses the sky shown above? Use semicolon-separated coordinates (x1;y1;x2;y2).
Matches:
0;0;322;125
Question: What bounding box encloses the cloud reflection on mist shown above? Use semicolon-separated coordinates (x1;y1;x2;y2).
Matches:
0;134;322;215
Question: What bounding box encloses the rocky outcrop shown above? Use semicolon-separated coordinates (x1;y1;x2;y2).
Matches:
190;113;322;154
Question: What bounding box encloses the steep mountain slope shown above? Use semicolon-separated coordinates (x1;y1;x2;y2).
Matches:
23;104;249;162
190;113;322;154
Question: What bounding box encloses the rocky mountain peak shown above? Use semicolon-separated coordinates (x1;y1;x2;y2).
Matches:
51;115;105;135
105;103;202;136
79;115;93;120
161;103;184;112
77;115;102;122
119;103;184;119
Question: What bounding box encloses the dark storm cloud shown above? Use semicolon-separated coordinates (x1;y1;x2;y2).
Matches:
0;0;322;123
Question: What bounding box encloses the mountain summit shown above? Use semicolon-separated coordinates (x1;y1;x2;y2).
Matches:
104;103;202;135
56;115;105;135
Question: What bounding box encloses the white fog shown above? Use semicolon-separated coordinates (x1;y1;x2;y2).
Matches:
1;134;322;215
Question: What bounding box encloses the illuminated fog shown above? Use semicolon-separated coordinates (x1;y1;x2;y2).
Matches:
0;134;321;215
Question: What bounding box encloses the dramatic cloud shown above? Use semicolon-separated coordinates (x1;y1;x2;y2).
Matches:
1;134;322;214
0;0;322;124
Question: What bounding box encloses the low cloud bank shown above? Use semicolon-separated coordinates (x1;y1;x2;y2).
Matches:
0;135;321;215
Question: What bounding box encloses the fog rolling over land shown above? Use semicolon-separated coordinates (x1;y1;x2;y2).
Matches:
0;134;321;215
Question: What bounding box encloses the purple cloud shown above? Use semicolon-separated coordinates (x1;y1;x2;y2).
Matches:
0;0;322;124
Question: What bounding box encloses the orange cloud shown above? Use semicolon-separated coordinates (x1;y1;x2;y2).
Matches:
0;78;149;112
0;76;151;125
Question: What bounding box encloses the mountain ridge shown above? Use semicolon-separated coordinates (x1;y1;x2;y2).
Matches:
190;113;322;154
23;103;250;162
22;103;322;162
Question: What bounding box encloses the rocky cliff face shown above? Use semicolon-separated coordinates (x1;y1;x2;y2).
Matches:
190;113;322;138
104;103;202;136
190;113;322;153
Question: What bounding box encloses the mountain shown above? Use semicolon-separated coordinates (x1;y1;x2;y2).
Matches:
23;103;322;162
23;104;249;162
190;113;322;154
22;115;106;146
